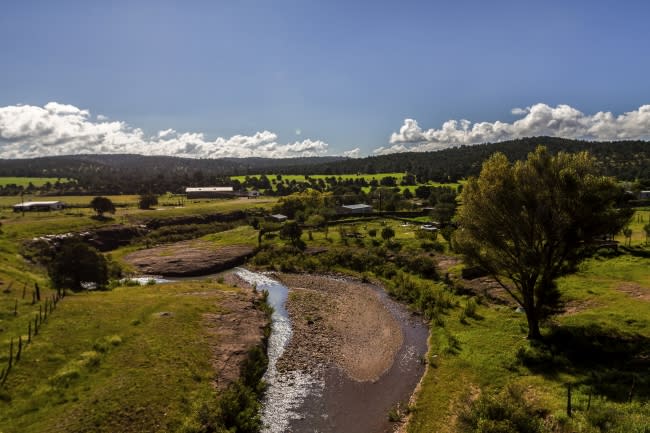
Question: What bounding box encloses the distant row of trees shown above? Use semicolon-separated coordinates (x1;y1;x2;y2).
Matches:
1;137;648;195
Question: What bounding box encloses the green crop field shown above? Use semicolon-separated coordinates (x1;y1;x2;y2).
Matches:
0;177;74;187
232;172;461;186
230;172;409;183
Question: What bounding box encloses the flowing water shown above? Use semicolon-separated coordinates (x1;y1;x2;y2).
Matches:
233;268;324;433
139;269;428;432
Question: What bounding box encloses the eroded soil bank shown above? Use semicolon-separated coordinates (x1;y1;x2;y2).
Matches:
202;287;269;389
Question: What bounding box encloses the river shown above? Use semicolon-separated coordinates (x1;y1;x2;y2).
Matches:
133;269;429;433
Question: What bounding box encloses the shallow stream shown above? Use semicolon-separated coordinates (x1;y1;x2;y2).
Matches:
134;269;429;433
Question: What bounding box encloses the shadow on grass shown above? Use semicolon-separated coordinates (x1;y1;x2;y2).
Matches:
90;215;115;222
620;246;650;258
516;324;650;402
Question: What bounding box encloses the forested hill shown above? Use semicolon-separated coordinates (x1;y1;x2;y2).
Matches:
0;154;346;194
0;137;648;194
285;137;650;183
0;154;346;178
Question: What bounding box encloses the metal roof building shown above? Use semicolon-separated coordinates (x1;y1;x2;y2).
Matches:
185;186;235;198
339;203;373;214
13;201;66;212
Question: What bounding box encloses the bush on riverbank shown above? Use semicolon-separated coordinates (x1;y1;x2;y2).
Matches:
180;301;271;433
251;244;439;281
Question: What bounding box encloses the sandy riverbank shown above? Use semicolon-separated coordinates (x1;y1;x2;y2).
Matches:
275;273;403;382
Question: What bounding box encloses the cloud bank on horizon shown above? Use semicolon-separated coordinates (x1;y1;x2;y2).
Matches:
0;102;331;159
1;102;649;159
377;103;650;155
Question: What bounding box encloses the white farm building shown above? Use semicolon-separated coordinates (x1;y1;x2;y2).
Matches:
13;201;66;212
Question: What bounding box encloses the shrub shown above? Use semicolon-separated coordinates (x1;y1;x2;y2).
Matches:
49;365;81;387
79;351;101;368
458;384;549;433
138;193;158;210
48;239;109;292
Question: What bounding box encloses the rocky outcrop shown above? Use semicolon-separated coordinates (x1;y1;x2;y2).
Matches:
124;241;255;276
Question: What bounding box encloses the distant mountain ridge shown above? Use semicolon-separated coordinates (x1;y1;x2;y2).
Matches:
0;153;347;177
300;137;650;182
0;137;648;194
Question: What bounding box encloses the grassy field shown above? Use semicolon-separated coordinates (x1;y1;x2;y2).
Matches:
0;280;244;433
230;172;410;183
0;197;276;240
1;190;647;432
0;193;279;432
408;241;650;432
0;177;74;187
230;172;462;191
615;209;649;245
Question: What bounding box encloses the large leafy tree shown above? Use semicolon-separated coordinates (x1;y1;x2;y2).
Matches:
454;147;632;340
279;221;304;248
48;239;109;291
138;193;158;210
90;196;116;218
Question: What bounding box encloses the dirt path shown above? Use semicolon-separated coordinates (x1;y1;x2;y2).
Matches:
275;273;403;382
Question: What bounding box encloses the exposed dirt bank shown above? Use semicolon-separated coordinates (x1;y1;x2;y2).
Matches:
275;273;403;382
203;287;268;389
124;241;254;276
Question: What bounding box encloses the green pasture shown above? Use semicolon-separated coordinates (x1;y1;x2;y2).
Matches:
0;191;648;432
0;177;74;188
230;172;408;183
0;280;241;433
408;249;650;433
231;172;461;190
0;196;276;241
615;209;650;245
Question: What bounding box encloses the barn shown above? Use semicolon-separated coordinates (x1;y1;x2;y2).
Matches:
13;201;66;212
338;203;373;215
185;187;235;199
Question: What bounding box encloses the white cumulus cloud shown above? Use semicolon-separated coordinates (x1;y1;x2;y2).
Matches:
0;102;330;159
342;147;361;158
378;103;650;154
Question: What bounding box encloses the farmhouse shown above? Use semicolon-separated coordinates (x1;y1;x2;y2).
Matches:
13;201;66;212
185;186;235;199
338;203;373;215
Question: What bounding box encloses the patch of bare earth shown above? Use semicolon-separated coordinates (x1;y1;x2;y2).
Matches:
123;240;254;276
437;255;462;273
276;273;403;382
616;282;650;301
203;288;268;389
460;276;514;305
562;298;601;315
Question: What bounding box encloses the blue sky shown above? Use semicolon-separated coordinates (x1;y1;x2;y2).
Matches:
1;0;649;158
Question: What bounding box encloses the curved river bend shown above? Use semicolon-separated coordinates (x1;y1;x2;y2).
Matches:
234;269;428;433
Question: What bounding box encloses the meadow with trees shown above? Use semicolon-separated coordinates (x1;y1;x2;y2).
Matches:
0;143;648;432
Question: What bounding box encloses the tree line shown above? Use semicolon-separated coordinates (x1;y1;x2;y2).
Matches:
0;137;648;195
